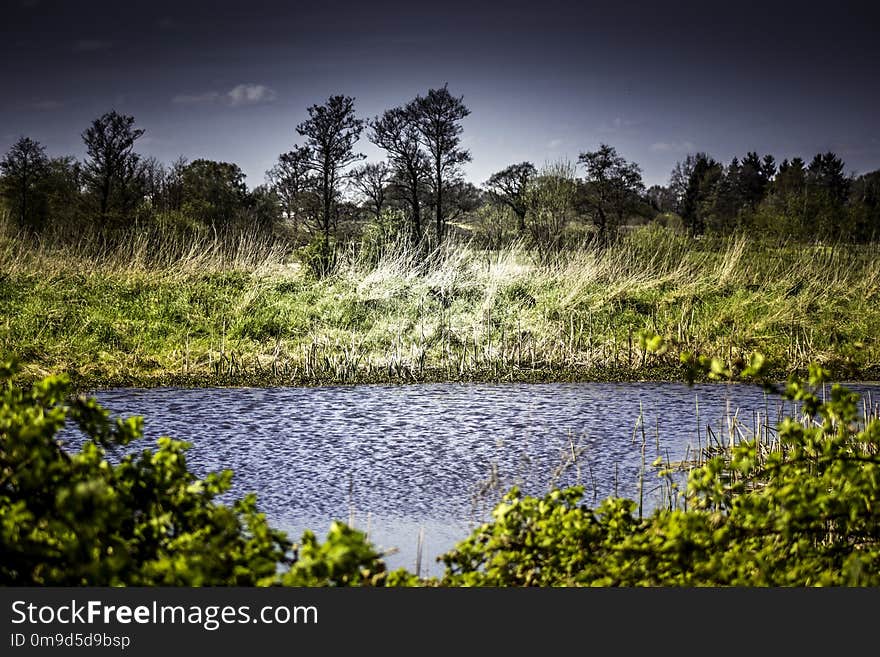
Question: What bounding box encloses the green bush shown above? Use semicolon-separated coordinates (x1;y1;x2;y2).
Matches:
440;357;880;586
0;361;388;586
298;236;337;278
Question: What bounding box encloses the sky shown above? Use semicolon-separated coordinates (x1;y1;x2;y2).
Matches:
1;0;879;190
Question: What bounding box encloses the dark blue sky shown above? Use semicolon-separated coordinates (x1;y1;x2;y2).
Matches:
2;0;878;188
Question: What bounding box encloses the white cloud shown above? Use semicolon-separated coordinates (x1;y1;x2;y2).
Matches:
172;84;277;107
650;140;695;153
226;84;277;106
547;138;563;149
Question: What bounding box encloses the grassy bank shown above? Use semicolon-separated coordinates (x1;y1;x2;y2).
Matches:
2;224;879;389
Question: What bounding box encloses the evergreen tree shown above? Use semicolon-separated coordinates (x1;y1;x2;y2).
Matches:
0;137;49;232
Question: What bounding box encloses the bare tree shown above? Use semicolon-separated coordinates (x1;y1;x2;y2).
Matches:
140;156;165;212
524;159;578;258
266;146;314;237
406;85;471;243
484;161;536;232
350;161;392;225
0;136;49;231
82;110;145;221
369;106;430;240
668;153;704;215
295;95;365;248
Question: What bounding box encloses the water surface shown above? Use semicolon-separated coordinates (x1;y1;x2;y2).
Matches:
60;381;880;577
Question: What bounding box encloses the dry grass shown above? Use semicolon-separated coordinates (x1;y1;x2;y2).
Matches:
1;215;879;388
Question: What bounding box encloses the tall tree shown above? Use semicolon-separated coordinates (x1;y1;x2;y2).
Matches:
668;153;702;214
295;95;365;248
0;137;49;231
710;152;777;232
577;144;645;243
266;146;314;237
406;85;471;243
807;151;849;205
180;159;248;231
753;157;808;238
849;170;880;242
484;162;536;233
736;151;774;211
82;110;146;222
774;158;806;194
706;157;741;232
805;151;850;238
680;153;722;235
350;162;391;225
369;106;430;240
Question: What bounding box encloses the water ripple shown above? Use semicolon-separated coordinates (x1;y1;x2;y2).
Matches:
58;381;880;577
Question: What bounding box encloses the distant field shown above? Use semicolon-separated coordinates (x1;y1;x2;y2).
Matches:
2;224;879;389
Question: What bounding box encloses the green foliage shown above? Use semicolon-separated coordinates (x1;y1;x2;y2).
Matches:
298;235;338;278
441;353;880;586
440;486;640;586
523;160;579;257
180;159;250;230
280;521;387;586
0;361;388;586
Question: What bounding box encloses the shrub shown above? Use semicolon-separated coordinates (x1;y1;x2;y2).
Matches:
0;361;388;586
441;356;880;585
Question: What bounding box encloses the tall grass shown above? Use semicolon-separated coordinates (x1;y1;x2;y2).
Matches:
0;213;292;276
1;217;878;388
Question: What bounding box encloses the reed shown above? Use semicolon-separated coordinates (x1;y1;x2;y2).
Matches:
3;218;879;389
649;383;880;515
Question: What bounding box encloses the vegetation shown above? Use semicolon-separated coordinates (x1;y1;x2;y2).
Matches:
0;219;878;390
440;356;880;586
3;83;879;587
0;360;392;586
3;85;878;259
3;86;876;392
4;352;880;586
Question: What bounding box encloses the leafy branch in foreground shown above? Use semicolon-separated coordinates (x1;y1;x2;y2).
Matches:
441;338;880;585
0;360;389;586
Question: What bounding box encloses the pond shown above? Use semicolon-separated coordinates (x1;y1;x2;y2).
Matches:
59;380;880;578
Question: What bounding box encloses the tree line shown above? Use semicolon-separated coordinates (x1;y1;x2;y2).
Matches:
2;85;879;255
651;150;880;242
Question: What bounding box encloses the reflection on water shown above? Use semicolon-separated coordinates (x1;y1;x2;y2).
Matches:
58;381;880;578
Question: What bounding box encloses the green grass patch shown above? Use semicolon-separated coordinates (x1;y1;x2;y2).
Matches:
2;224;879;388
